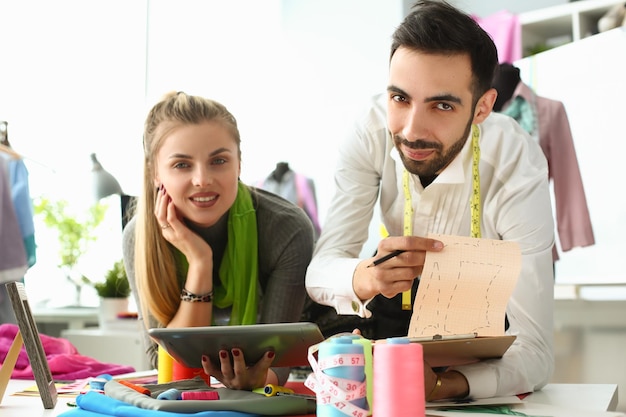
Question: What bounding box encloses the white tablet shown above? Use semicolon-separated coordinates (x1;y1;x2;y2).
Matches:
148;322;324;368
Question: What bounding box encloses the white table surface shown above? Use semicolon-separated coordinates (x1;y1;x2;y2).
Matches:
0;380;621;416
526;383;619;412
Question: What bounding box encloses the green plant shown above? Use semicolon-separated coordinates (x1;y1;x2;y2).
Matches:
33;197;107;304
525;43;553;57
93;259;131;298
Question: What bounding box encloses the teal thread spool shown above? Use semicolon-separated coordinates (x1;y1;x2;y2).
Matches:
316;336;367;417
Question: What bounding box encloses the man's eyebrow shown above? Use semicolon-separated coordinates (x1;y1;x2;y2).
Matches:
427;94;462;105
387;85;409;97
387;85;462;105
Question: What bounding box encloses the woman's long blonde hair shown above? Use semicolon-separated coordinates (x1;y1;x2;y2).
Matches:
134;91;240;327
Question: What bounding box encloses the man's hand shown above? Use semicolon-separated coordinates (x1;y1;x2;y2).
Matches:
352;236;443;300
424;363;469;401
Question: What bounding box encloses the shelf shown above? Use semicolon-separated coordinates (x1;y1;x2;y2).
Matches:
61;327;152;371
520;0;623;56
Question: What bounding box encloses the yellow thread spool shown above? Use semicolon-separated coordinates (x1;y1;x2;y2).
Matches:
157;345;174;383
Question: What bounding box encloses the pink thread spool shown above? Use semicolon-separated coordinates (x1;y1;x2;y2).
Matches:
181;390;219;400
373;337;425;417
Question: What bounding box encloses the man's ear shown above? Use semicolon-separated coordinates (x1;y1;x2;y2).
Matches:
472;88;497;124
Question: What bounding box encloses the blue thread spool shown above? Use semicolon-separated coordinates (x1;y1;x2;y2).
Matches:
316;336;367;417
157;388;182;400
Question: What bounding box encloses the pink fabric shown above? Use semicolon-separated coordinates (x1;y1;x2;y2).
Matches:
0;323;135;380
295;173;321;236
474;10;522;63
506;83;595;260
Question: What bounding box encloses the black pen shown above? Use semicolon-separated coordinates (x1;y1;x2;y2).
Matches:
367;249;406;268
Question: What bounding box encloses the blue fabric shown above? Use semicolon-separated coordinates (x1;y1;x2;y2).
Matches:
8;158;35;238
501;95;535;135
57;391;259;417
8;158;36;267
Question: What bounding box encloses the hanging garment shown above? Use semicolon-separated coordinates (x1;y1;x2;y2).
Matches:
257;169;321;237
500;82;595;260
0;155;28;283
501;96;536;135
474;10;522;63
6;156;36;267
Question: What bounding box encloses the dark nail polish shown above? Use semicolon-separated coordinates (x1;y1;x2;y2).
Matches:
220;351;228;359
232;350;240;357
267;351;275;359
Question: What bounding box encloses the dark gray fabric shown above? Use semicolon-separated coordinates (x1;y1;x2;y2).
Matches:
104;378;317;415
122;187;315;385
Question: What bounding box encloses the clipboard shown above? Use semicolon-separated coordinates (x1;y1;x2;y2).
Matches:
416;335;516;367
403;234;521;368
374;333;516;367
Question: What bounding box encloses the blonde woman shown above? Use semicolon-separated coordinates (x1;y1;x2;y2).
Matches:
123;92;315;390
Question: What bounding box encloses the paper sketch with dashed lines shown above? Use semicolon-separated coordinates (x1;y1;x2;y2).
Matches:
408;234;521;338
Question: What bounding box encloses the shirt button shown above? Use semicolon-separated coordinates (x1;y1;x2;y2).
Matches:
351;301;359;312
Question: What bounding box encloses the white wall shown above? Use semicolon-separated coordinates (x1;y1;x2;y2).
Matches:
144;0;400;218
0;0;147;306
516;28;626;286
0;1;147;198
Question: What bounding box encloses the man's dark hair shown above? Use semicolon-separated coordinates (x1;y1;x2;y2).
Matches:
391;0;498;99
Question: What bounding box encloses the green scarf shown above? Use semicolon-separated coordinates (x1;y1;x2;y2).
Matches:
176;181;259;325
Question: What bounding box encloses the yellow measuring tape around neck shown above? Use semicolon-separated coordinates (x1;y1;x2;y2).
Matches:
396;124;481;310
469;124;481;239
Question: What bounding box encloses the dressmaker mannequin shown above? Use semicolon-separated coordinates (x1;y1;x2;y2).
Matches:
492;63;521;112
270;162;291;182
258;162;321;237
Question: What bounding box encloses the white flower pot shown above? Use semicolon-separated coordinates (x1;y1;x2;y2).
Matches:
98;297;129;330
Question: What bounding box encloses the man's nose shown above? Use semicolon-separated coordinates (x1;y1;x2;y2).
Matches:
402;109;428;142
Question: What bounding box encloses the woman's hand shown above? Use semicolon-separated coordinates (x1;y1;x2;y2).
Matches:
201;349;277;390
155;184;212;264
155;184;213;327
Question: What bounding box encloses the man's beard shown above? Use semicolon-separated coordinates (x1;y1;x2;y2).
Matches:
394;120;473;177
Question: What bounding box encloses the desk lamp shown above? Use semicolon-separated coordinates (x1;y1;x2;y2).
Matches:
91;153;123;201
90;153;134;229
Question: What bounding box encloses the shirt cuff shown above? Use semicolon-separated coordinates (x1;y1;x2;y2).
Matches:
452;363;497;399
307;258;373;318
333;295;373;318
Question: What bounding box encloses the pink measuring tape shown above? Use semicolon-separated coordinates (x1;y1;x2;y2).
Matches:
305;335;369;417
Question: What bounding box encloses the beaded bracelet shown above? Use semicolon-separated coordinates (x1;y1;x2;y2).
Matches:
180;288;213;303
426;374;442;402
